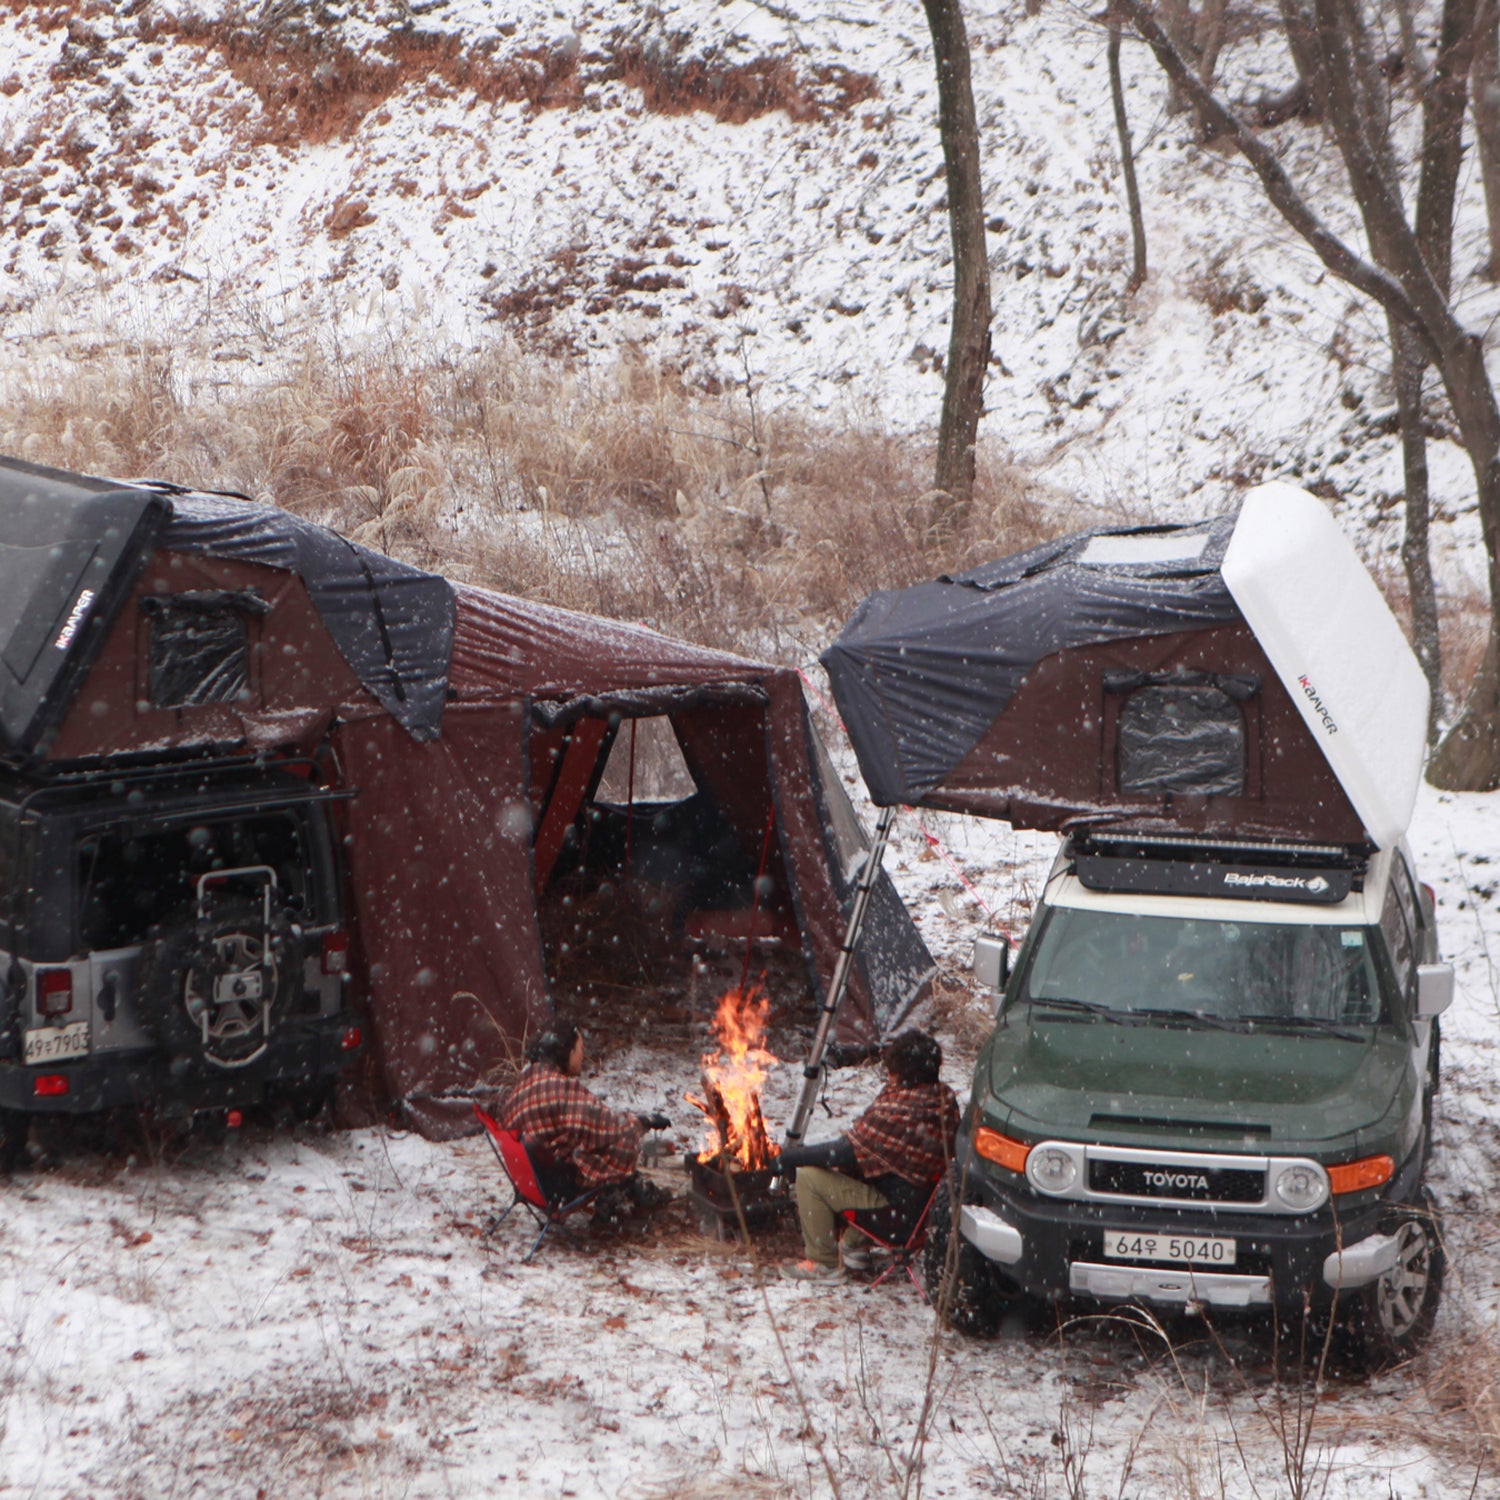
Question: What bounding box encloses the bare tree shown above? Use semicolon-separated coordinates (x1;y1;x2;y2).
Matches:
1244;0;1324;125
1160;0;1230;121
1473;0;1500;275
922;0;992;541
1116;0;1500;789
1109;6;1149;291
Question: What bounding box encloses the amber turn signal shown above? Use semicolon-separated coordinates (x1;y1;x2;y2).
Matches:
973;1126;1031;1173
1327;1154;1394;1195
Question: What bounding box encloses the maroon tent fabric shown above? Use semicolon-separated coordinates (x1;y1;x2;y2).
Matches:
28;485;923;1141
337;586;882;1137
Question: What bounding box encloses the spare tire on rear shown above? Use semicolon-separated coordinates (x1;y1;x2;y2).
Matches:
138;901;302;1069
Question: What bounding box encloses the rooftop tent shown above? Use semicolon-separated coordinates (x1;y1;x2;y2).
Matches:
822;482;1428;850
1;456;931;1136
0;459;172;758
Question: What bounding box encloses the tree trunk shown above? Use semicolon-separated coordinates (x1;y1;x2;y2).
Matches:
1392;320;1445;741
1395;0;1435;92
1108;16;1149;291
1276;0;1325;118
1473;0;1500;277
922;0;992;543
1161;0;1195;113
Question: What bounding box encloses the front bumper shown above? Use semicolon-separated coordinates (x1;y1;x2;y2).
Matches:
959;1151;1423;1314
0;1013;362;1116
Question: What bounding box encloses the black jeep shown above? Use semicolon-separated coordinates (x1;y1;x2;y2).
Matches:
0;757;362;1164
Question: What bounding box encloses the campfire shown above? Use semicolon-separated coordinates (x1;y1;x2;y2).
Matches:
687;983;781;1173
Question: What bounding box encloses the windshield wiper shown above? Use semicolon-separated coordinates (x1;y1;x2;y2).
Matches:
1240;1013;1367;1043
1028;996;1130;1024
1124;1006;1253;1034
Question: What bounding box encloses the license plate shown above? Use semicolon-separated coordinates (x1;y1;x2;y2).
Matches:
24;1021;89;1065
1103;1231;1236;1266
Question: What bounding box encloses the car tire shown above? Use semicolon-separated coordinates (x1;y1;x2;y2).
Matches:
140;901;302;1069
922;1172;1003;1337
1343;1190;1445;1371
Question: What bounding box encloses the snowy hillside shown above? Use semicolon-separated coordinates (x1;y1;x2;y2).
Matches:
0;0;1493;590
5;4;1500;1497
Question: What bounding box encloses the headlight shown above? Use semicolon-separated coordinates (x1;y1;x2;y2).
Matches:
1272;1162;1329;1212
1026;1144;1079;1196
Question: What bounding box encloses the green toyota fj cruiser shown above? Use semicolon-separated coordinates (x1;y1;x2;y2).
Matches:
927;828;1453;1363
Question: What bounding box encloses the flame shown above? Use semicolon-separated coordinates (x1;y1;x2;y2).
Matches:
687;983;781;1171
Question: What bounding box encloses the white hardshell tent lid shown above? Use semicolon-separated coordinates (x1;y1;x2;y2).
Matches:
1221;482;1429;850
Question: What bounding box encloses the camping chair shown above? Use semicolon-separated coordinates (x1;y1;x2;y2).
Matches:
840;1177;944;1301
473;1102;607;1262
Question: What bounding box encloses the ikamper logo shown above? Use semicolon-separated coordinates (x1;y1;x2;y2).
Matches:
1296;673;1338;735
53;589;96;650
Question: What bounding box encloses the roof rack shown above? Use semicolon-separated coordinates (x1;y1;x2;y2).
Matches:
1067;828;1369;905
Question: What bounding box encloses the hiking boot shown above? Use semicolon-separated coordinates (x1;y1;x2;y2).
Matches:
590;1184;632;1229
629;1177;673;1213
840;1246;871;1273
783;1258;843;1282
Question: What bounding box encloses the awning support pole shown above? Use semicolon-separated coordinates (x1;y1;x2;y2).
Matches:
785;803;898;1145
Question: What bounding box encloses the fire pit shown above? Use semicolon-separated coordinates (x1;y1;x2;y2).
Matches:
685;983;791;1239
685;1154;788;1238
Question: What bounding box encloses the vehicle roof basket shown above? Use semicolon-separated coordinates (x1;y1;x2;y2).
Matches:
1066;829;1370;905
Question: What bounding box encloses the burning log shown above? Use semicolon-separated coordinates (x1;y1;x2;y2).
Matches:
686;983;781;1173
690;1074;777;1172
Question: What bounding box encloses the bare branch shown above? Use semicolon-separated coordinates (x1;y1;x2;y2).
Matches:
1114;0;1428;347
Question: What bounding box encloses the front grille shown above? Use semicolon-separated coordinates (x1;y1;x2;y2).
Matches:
1089;1158;1265;1204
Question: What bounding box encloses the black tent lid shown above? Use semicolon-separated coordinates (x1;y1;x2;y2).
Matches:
0;455;457;760
821;516;1241;807
0;457;172;758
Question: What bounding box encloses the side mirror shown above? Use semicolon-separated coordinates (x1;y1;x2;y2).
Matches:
1415;962;1454;1020
973;932;1010;996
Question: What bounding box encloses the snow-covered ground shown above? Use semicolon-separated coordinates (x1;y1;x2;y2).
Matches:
4;1;1500;1493
1;775;1497;1500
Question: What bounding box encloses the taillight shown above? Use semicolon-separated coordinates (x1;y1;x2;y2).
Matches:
37;968;73;1018
321;930;351;976
340;1026;363;1053
33;1074;70;1097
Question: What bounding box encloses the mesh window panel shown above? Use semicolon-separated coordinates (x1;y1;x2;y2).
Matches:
1116;685;1245;797
146;601;251;709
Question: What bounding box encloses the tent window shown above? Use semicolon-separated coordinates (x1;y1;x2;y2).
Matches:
596;715;697;802
1116;684;1245;797
143;593;264;710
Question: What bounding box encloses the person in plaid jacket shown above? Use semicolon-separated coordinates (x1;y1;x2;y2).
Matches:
498;1026;671;1214
777;1029;959;1279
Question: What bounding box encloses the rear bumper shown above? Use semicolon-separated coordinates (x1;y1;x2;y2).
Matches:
0;1013;362;1116
959;1147;1425;1315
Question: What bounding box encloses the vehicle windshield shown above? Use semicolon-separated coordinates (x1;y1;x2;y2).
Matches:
1020;906;1386;1027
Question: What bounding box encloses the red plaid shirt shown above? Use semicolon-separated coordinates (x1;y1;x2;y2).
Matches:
497;1063;643;1189
848;1080;960;1185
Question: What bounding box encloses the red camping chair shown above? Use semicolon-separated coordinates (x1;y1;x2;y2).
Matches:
473;1102;607;1262
840;1177;944;1301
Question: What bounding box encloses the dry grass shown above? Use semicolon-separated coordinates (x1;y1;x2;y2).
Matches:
0;335;1065;657
1;328;1490;709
